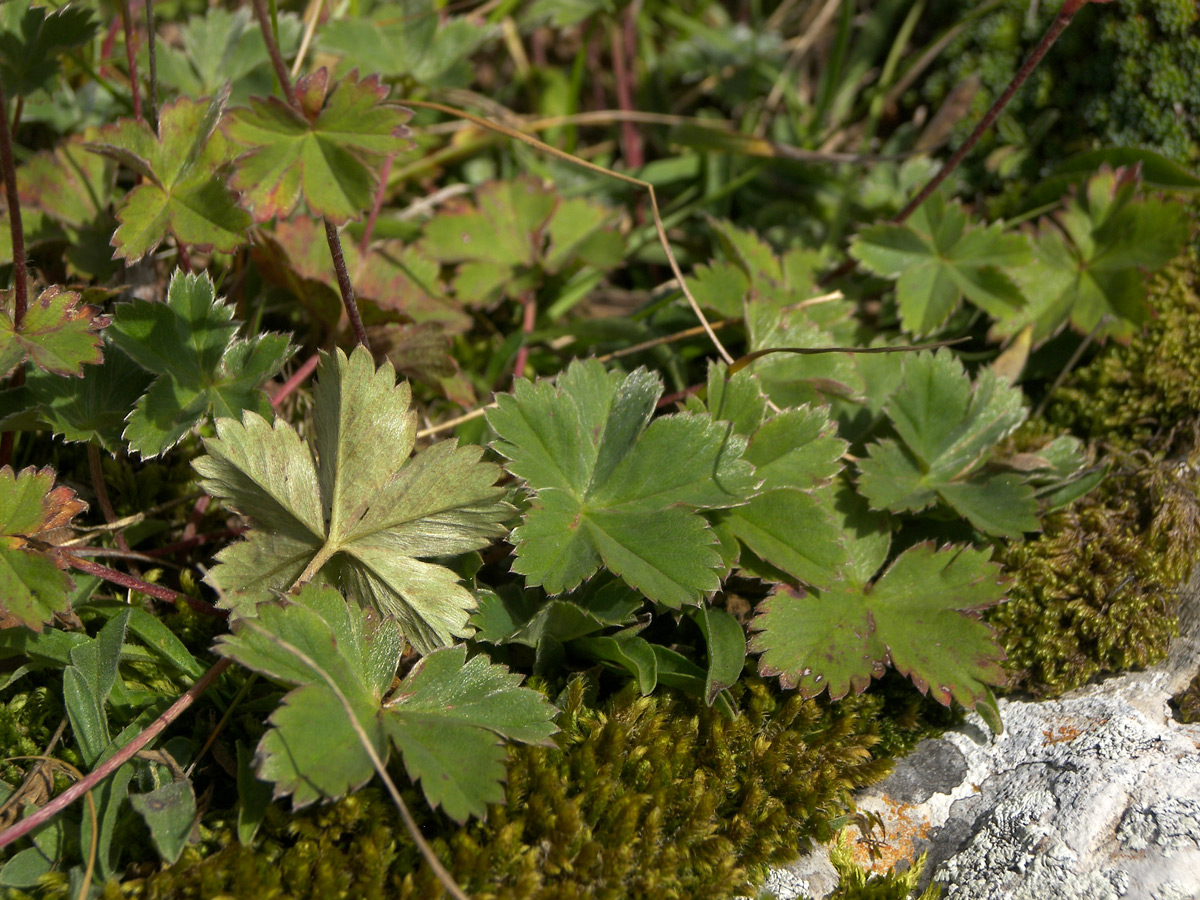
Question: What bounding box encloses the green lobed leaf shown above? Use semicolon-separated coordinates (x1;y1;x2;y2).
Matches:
0;467;87;632
217;585;557;821
224;69;413;224
0;4;98;98
487;359;758;607
421;177;623;306
857;350;1037;538
1007;168;1190;342
751;533;1007;711
151;7;303;106
108;271;291;457
849;192;1030;335
318;3;493;88
0;287;108;380
695;363;849;588
87;90;251;262
195;345;512;654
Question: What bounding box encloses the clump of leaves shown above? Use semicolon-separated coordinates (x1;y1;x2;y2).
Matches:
195;344;512;653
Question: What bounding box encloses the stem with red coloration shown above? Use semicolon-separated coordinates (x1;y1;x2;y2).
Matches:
820;0;1102;286
249;0;369;349
0;82;26;467
58;552;224;617
0;658;233;851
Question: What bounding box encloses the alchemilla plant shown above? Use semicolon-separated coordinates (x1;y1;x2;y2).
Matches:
0;0;1195;897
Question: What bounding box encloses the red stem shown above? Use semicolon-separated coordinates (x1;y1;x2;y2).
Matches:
0;82;26;469
119;0;142;122
613;4;644;170
249;0;298;108
0;657;234;851
360;153;396;255
248;0;369;349
819;0;1091;287
271;352;321;408
512;292;537;382
59;552;224;618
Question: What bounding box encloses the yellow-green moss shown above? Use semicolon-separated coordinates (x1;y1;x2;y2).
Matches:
990;252;1200;698
991;457;1199;697
43;677;910;900
1046;253;1200;453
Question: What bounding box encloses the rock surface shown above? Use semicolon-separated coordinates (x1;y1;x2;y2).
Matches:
760;569;1200;900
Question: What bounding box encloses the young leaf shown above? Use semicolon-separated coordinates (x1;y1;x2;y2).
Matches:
224;69;412;224
0;286;108;380
487;359;758;607
856;350;1038;538
0;4;98;98
63;610;129;767
1007;168;1190;341
194;345;512;654
86;90;251;262
216;584;557;822
849;192;1030;335
751;540;1007;711
108;271;291;457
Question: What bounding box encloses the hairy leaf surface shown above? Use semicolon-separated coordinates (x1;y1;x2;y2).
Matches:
217;584;556;821
195;345;512;653
488;359;757;606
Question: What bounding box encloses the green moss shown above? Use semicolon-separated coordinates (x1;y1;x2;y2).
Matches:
990;252;1200;698
109;678;897;900
991;457;1198;697
919;0;1200;188
1046;254;1200;452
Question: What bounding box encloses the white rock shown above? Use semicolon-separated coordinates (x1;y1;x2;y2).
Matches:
763;568;1200;900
